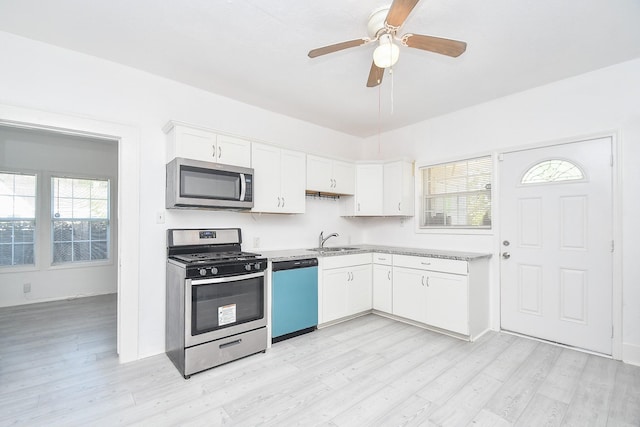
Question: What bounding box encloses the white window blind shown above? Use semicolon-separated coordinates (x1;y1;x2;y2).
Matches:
420;156;492;229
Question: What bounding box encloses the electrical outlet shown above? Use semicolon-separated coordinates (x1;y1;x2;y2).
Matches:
253;237;260;248
23;283;31;293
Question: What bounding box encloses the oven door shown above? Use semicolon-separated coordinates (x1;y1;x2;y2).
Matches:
185;271;266;347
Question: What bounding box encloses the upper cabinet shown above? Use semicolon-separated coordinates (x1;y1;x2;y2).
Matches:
341;160;414;217
306;155;355;195
383;161;414;216
164;121;251;168
251;142;306;214
341;163;383;216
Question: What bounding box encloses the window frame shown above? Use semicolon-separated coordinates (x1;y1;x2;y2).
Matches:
0;170;38;269
415;153;495;235
50;175;111;266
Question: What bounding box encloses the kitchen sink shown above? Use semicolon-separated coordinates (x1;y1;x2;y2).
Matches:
306;246;362;253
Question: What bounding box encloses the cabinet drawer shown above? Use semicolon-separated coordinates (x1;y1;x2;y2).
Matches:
393;254;467;275
372;253;392;265
322;253;372;269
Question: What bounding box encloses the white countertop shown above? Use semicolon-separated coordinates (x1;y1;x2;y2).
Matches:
259;244;491;262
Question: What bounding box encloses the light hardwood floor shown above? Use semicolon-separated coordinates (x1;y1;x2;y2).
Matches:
1;294;639;426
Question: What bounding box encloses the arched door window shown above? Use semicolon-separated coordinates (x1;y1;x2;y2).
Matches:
521;159;584;184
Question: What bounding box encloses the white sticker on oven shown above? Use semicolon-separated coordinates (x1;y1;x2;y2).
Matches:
218;304;237;326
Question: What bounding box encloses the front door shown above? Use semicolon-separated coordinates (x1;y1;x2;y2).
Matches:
499;137;613;355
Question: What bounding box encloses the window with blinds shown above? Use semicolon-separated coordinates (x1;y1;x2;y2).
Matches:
420;156;492;229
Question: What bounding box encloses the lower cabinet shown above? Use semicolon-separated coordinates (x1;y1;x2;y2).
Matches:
392;267;429;324
321;254;372;324
392;267;469;334
372;264;392;313
319;252;489;340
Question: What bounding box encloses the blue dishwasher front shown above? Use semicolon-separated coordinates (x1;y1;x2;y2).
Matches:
271;258;318;342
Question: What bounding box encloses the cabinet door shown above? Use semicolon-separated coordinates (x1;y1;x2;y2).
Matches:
392;267;428;323
425;272;469;334
322;268;350;323
215;135;251;167
251;143;281;212
174;126;217;161
332;160;356;195
348;264;372;315
280;149;306;213
383;161;414;216
355;164;383;215
372;264;392;313
306;155;333;193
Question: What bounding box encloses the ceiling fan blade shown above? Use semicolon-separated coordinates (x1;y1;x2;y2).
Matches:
366;61;384;87
385;0;420;28
402;33;467;57
308;38;369;58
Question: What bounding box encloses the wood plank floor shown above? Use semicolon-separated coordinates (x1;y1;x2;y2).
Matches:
1;294;639;426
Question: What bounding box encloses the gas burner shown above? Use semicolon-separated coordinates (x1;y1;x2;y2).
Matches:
171;251;260;264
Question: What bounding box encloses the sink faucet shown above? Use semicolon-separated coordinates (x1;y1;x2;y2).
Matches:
319;231;339;248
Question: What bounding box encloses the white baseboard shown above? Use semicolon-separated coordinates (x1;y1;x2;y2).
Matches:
623;342;640;366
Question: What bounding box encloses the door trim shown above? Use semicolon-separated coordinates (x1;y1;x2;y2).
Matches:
497;132;622;360
0;103;141;363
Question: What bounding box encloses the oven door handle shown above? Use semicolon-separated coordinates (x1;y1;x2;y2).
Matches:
190;271;264;285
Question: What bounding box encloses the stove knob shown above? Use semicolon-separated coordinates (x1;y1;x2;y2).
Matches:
210;267;218;275
244;264;252;271
199;268;207;276
254;263;261;270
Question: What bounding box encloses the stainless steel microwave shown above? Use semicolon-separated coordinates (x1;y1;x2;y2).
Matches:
166;157;253;209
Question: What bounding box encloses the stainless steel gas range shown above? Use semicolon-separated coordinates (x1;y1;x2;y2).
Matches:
166;228;268;378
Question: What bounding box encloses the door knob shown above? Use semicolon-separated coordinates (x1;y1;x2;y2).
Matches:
503;240;510;246
502;252;511;259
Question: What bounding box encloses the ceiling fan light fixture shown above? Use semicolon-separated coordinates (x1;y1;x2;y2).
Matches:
373;34;400;68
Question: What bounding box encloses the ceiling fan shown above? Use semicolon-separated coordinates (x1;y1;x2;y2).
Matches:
308;0;467;87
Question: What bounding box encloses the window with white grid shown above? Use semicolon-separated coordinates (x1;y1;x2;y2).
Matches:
51;177;110;264
420;156;492;229
0;172;37;266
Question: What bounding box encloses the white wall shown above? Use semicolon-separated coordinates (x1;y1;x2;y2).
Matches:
362;58;640;364
0;126;118;307
0;31;366;358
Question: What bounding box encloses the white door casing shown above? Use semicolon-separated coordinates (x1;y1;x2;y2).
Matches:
500;137;613;355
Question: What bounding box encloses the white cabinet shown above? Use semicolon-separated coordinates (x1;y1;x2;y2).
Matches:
164;122;251;167
424;271;468;334
372;254;392;313
392;267;428;324
306;155;355;195
251;143;305;213
320;254;372;324
340;163;384;216
341;160;414;217
383;161;414;216
392;254;489;339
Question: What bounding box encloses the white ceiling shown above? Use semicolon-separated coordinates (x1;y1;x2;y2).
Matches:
0;0;639;137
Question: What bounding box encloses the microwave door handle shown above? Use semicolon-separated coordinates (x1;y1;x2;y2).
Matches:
239;174;246;201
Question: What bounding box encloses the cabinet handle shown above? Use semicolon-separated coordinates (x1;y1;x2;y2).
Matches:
277;197;281;207
398;202;401;211
282;197;285;208
212;144;216;158
421;276;425;286
357;203;360;212
387;271;391;280
421;261;431;266
426;276;430;287
333;179;336;188
218;145;222;158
